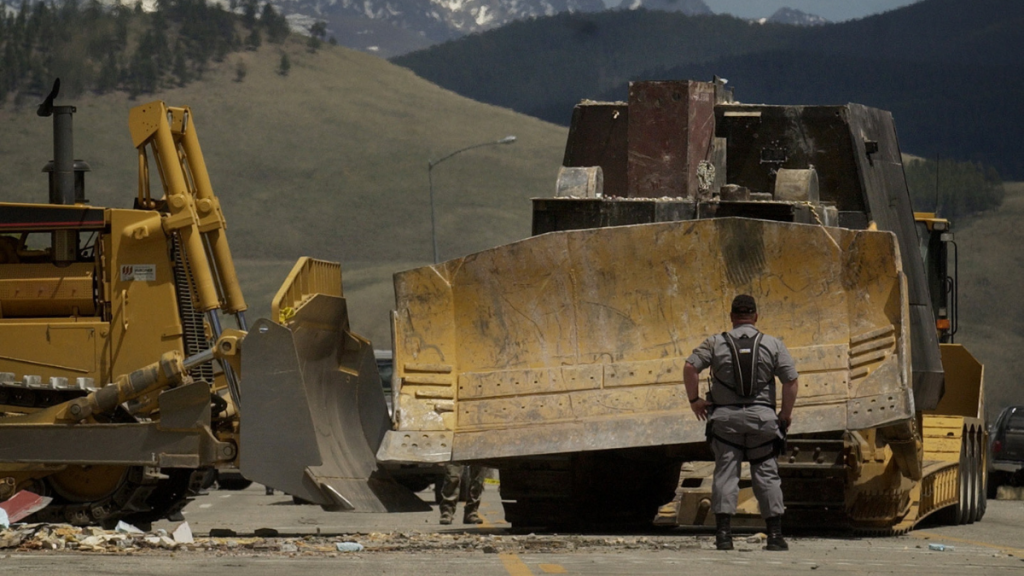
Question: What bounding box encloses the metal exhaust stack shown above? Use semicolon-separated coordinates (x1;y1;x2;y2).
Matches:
43;160;91;204
37;79;80;264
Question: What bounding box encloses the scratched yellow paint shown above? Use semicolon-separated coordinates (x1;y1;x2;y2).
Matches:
538;564;567;574
393;218;912;458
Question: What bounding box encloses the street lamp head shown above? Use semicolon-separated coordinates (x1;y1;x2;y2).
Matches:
428;134;517;263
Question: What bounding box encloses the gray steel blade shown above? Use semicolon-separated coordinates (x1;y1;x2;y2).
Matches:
240;296;428;512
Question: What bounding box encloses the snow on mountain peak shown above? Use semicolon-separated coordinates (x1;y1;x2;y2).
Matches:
766;7;829;26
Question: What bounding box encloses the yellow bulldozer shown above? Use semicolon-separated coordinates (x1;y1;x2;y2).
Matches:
378;80;987;534
0;82;425;527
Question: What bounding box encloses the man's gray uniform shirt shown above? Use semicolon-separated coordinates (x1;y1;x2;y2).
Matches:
687;324;799;410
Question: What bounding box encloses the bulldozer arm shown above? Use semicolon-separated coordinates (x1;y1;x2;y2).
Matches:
239;259;428;512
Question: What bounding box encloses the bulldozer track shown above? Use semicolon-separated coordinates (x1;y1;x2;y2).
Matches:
30;466;205;529
17;395;208;528
852;523;913;537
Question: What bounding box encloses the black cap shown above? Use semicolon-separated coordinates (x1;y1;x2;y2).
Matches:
731;294;757;314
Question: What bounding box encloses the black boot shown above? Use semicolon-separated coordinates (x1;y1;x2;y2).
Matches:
715;513;734;550
765;516;788;551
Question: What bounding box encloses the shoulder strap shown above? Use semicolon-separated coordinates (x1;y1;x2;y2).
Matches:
722;331;765;397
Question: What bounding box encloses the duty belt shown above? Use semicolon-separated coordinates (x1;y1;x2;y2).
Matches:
705;402;785;465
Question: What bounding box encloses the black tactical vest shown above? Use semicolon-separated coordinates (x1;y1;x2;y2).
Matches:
721;331;766;398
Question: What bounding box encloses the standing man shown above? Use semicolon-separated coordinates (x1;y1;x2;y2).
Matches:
684;294;799;551
439;464;486;525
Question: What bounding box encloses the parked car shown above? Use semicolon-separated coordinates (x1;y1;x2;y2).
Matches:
989;405;1024;497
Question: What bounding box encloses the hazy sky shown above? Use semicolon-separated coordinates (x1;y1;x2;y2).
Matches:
702;1;921;21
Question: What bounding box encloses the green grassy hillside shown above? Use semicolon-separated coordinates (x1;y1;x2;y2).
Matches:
0;37;568;345
955;182;1024;422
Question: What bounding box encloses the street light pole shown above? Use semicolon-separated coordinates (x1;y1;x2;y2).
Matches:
427;135;516;264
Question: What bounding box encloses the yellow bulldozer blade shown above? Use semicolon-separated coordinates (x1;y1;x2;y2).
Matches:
383;218;915;464
240;261;428;512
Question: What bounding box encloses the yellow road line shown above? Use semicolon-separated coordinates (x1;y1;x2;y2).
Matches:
478;510;495;529
479;511;551;575
478;507;508;527
911;531;1024;556
499;553;535;576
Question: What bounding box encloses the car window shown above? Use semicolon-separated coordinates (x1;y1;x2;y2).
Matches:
1007;411;1024;431
376;358;394;394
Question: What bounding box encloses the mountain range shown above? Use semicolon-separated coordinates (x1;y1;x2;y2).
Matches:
617;0;711;15
269;0;605;56
270;0;828;55
763;7;828;25
0;0;826;57
393;0;1024;179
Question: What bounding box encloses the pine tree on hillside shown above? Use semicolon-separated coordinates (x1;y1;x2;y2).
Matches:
246;26;262;51
126;44;159;97
172;39;191;86
242;0;258;30
114;4;130;50
83;0;102;23
278;51;290;76
307;21;326;53
260;2;289;44
96;51;118;93
0;0;303;105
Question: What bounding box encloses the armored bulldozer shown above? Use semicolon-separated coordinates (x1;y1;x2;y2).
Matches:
378;80;986;533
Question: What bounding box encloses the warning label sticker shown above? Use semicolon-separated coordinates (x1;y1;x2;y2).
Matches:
120;264;156;282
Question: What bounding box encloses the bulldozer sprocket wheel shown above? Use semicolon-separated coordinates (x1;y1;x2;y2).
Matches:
29;467;206;528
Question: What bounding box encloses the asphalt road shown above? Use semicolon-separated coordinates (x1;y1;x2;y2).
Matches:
2;483;1023;575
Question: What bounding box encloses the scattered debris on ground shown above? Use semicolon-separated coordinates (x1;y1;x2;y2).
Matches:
0;491;52;525
0;523;738;555
995;486;1024;500
1;522;198;552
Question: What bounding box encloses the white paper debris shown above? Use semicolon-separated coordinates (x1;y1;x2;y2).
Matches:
172;522;194;544
336;541;364;552
115;521;144;535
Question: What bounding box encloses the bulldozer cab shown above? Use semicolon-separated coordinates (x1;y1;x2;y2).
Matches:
914;214;958;342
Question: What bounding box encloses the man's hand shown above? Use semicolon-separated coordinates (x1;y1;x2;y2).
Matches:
690;398;710;421
778;413;792;432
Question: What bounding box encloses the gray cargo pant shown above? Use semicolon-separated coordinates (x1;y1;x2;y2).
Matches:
440;464;486;519
708;405;785;518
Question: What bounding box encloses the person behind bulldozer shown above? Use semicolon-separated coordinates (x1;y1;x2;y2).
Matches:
439;464;486;525
684;294;800;551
